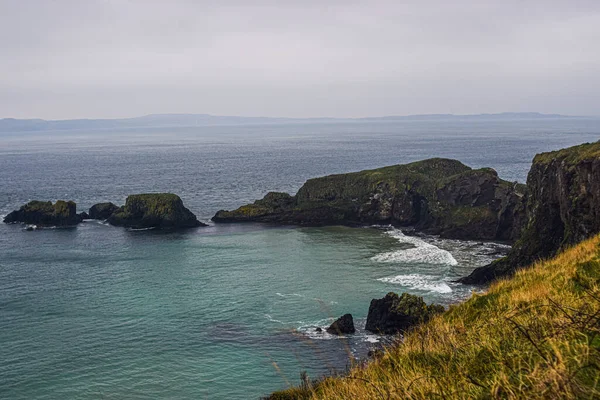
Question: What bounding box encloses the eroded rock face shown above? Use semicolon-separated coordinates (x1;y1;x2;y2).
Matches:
107;193;206;229
3;200;82;226
326;314;355;335
460;142;600;284
89;202;119;220
365;292;444;334
213;158;526;241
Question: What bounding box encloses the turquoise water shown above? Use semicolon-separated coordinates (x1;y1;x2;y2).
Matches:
1;119;600;398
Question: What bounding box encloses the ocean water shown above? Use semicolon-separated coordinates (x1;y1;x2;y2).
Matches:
1;119;599;399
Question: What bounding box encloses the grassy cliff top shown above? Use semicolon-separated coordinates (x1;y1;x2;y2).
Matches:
270;235;600;399
125;193;181;203
533;141;600;165
302;158;471;185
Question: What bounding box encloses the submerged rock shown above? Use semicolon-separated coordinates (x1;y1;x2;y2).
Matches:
78;212;90;220
213;158;525;241
3;200;82;226
460;141;600;284
326;314;355;335
88;202;119;220
365;292;444;334
107;193;206;229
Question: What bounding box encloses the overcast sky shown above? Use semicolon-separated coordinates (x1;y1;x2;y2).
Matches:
1;0;599;119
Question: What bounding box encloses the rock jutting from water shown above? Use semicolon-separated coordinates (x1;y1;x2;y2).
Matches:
4;194;206;230
3;200;82;227
365;292;445;334
107;193;207;229
326;314;356;335
212;158;526;242
88;202;119;220
460;141;600;284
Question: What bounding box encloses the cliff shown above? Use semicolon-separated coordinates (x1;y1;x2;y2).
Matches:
213;158;525;241
461;141;600;284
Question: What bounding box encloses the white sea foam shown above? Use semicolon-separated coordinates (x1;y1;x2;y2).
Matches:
275;292;305;298
264;314;284;324
378;274;452;293
371;229;458;265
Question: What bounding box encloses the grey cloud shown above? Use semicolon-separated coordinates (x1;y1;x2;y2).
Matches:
1;0;599;118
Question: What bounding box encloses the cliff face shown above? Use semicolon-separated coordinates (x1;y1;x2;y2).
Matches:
460;142;600;284
213;158;525;241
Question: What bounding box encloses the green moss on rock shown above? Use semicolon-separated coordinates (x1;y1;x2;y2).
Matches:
460;141;600;284
108;193;205;229
365;292;445;334
213;158;525;241
3;200;82;226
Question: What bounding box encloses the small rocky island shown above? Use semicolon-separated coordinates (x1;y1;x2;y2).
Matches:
3;200;83;227
213;158;526;242
3;193;205;229
107;194;205;229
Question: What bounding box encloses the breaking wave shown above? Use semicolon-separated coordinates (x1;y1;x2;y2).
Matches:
371;229;458;265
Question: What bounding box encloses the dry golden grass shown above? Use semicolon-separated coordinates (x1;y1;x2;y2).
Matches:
269;235;600;399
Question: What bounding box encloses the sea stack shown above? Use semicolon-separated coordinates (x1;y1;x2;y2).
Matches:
107;193;206;229
3;200;82;227
365;292;444;334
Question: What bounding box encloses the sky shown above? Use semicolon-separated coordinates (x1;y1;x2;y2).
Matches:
1;0;599;119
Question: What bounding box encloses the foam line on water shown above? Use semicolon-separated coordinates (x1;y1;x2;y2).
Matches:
371;229;458;265
378;274;452;293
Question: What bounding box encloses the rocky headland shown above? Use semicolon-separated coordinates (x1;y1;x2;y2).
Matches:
213;158;526;242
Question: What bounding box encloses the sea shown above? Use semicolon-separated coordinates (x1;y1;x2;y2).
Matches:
1;118;599;399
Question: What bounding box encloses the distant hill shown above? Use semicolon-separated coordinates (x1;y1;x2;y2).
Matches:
0;112;584;133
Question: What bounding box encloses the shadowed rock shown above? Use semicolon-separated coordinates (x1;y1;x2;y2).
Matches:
89;202;119;220
365;292;444;334
460;141;600;284
3;200;82;227
326;314;355;335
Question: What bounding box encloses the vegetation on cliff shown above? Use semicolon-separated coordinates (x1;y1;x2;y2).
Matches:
268;235;600;399
214;158;525;241
462;141;600;284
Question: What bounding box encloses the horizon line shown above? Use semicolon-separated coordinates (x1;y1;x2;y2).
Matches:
0;111;595;122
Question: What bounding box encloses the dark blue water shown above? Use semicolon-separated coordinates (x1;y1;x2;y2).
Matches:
1;119;599;399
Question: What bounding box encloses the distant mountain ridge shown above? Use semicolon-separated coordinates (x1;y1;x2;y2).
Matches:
0;112;585;133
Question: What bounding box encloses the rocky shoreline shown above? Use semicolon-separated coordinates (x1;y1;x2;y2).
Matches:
5;140;600;287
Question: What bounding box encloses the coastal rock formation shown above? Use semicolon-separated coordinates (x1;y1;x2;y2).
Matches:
89;202;119;220
365;292;444;334
107;193;206;229
326;314;355;335
78;212;90;220
460;141;600;284
213;158;526;241
3;200;82;226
